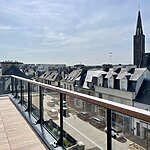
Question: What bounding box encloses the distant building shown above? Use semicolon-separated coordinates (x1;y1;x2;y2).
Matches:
133;11;150;71
39;70;63;87
140;53;150;70
61;69;87;109
36;64;66;71
0;61;23;75
0;63;2;76
0;61;28;94
133;11;145;67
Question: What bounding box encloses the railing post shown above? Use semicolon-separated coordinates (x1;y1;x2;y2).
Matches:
36;86;44;124
18;80;23;105
107;109;112;150
59;93;64;147
11;77;14;95
26;82;32;113
14;78;18;98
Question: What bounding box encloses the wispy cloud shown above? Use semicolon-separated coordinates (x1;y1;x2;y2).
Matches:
0;26;21;30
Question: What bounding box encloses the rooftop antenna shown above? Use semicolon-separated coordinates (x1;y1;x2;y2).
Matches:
109;52;112;64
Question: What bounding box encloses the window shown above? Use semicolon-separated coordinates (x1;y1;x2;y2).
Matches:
99;93;102;98
70;85;72;90
74;99;83;108
98;76;103;86
103;79;108;88
87;82;93;88
64;83;66;89
136;122;140;136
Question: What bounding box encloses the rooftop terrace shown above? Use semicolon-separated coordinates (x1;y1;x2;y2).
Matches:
0;96;46;150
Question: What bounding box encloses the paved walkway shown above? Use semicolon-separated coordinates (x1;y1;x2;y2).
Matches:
0;96;46;150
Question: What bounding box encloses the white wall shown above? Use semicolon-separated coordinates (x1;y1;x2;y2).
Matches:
62;82;74;91
98;76;103;86
120;78;127;91
95;86;135;100
108;76;114;88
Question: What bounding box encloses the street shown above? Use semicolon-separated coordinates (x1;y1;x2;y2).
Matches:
31;92;146;150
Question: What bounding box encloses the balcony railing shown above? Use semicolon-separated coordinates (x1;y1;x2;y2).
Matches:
0;75;150;150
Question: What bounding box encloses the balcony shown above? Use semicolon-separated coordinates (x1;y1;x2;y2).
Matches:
0;75;150;150
0;96;46;150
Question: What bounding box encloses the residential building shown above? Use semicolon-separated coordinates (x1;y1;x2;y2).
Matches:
133;80;150;139
95;66;150;132
39;70;63;87
72;65;150;137
0;61;28;78
61;69;87;109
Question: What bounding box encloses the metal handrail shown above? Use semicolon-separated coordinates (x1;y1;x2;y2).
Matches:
11;75;150;122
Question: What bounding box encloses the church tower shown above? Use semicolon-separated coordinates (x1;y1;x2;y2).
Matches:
133;11;145;67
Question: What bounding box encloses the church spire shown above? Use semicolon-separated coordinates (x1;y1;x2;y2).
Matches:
136;11;143;35
133;10;145;67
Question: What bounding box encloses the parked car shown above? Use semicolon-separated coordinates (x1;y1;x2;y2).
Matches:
89;117;105;129
77;112;91;121
47;100;55;107
47;108;58;119
104;126;124;139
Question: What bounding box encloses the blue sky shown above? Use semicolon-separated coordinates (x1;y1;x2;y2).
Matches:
0;0;150;65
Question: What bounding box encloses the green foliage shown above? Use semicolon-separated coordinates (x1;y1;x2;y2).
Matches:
52;128;60;137
52;128;58;136
63;138;72;148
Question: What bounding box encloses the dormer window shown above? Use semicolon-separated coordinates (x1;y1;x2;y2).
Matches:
103;79;108;88
98;76;103;86
87;82;93;88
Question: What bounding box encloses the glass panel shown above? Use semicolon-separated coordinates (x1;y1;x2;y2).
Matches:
14;78;19;100
22;81;28;109
0;76;11;95
17;80;22;101
112;111;150;150
43;88;60;140
63;95;107;149
31;84;40;119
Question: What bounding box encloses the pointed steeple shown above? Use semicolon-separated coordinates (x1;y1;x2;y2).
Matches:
136;11;143;35
133;10;145;67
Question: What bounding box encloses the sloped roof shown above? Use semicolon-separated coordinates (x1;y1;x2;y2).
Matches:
129;68;147;81
115;68;147;81
46;71;60;81
83;70;103;89
134;80;150;105
75;76;81;81
39;71;50;79
105;69;117;79
116;68;131;80
61;69;82;83
4;65;28;78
